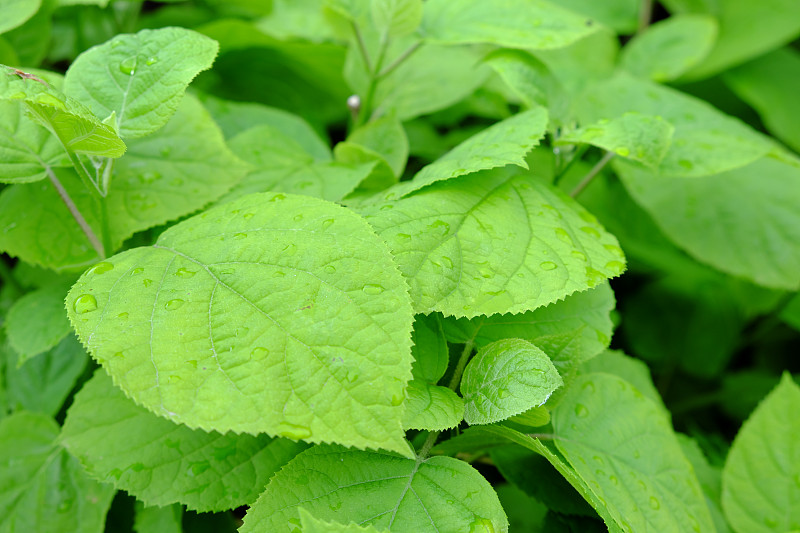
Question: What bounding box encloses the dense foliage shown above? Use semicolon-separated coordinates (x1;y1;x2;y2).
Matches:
1;0;799;532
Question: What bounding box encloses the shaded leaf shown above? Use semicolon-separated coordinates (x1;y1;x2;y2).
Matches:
5;281;72;364
0;0;41;35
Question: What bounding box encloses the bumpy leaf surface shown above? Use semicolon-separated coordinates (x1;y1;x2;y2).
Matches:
721;374;800;533
0;412;115;533
240;444;509;532
63;27;218;138
5;281;71;363
66;192;414;455
61;371;306;512
461;338;562;424
402;380;464;431
0;100;69;183
300;508;388;532
553;373;714;533
361;171;625;318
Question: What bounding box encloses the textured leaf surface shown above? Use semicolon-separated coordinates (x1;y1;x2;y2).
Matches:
240;444;509;533
580;350;663;411
66;192;414;455
402;380;463;430
0;100;69;183
61;371;306;512
721;374;800;533
620;15;717;82
557;112;674;168
0;411;115;533
300;508;388;532
0;65;125;157
461;338;562;425
63;27;218;138
0;0;40;34
615;156;800;289
553;373;714;533
5;281;71;364
393;108;548;197
577;72;774;177
361;170;625;318
421;0;600;49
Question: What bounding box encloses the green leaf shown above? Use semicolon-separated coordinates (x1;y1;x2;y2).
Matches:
620;15;717;82
5;281;71;364
66;192;415;455
780;294;800;332
577;72;774;177
557;0;639;34
557;112;674;168
0;0;41;35
300;508;389;532
508;406;550;428
678;436;731;533
0;411;115;533
371;0;423;38
63;27;218;139
553;373;714;533
4;335;88;417
723;47;800;153
2;0;54;67
421;0;600;49
721;374;800;533
256;0;339;42
60;371;306;512
615;156;800;289
240;444;509;532
346;115;408;179
0;100;70;183
402;380;464;431
580;350;664;411
410;313;448;383
0;65;126;158
134;502;182;533
461;338;562;425
392;108;549;197
361;170;624;318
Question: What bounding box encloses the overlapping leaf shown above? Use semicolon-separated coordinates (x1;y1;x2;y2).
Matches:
134;503;182;533
4;281;72;364
0;0;41;35
0;100;69;183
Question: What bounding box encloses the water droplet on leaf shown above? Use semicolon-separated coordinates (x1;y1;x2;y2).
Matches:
119;56;137;75
73;294;97;314
277;422;312;440
251;347;268;361
574;404;589;418
540;261;558;271
363;284;384;295
165;299;185;310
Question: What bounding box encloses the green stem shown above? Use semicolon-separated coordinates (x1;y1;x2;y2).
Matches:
98;197;113;257
569;151;615;198
0;256;24;295
553;144;589;186
447;338;476;391
352;21;373;73
65;149;104;197
378;41;421;79
638;0;653;34
46;167;105;259
355;31;390;128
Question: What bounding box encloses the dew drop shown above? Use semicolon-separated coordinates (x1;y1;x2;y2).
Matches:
363;284;385;295
323;265;336;274
117;312;129;320
554;228;573;244
243;213;254;220
73;294;97;314
380;204;393;211
603;244;625;257
119;56;137;75
165;299;185;310
572;250;587;261
175;267;196;278
479;268;494;279
649;496;661;510
468;517;496;533
282;243;297;256
88;261;114;275
142;278;153;287
272;271;285;278
615;146;630;157
145;56;158;66
346;369;359;383
574;404;589;418
234;232;247;240
605;260;625;274
186;359;197;368
251;347;269;361
189;461;210;476
580;226;601;239
293;214;303;222
429;219;450;235
390;392;405;406
321;218;334;230
396;232;411;241
678;159;694;170
277;422;312;440
220;268;235;275
540;261;558;271
498;388;510;399
585;267;606;287
132;267;144;275
269;193;286;202
583;380;595;392
168;375;182;384
441;256;454;269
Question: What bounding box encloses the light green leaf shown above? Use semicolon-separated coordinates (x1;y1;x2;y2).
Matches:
723;47;800;153
421;0;600;49
461;338;562;425
346;115;408;179
620;15;717;82
63;27;218;139
557;0;639;34
534;27;619;96
134;502;182;533
508;405;550;427
0;0;41;35
4;335;88;417
678;436;732;533
0;100;70;183
361;170;625;318
557;112;675;168
721;374;800;533
580;350;664;411
392;108;549;197
61;371;306;512
240;444;509;533
553;373;714;533
577;72;774;177
371;0;423;38
410;313;448;383
334;142;396;197
5;281;71;365
0;65;126;158
615;156;800;289
402;380;464;431
0;411;115;533
300;508;389;532
256;0;338;43
66;192;414;455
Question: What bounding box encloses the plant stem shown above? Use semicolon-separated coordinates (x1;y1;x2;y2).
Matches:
417;431;440;460
352;21;372;74
447;338;476;391
46;167;105;259
638;0;653;34
65;149;104;197
553;144;589;186
378;41;421;79
569;151;615;198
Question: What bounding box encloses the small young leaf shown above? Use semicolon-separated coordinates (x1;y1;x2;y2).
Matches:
240;444;509;532
508;406;550;428
721;374;800;533
300;508;389;532
461;338;562;425
66;192;414;455
61;371;306;512
371;0;423;38
402;380;464;431
410;313;448;383
4;281;72;364
133;502;182;533
63;27;219;139
0;0;41;35
557;112;675;168
0;411;115;533
361;170;625;318
345;114;408;179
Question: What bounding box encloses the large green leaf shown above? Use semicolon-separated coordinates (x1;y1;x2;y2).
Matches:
63;27;218;139
461;338;562;425
721;374;800;533
60;371;306;512
361;170;625;318
552;373;714;533
240;444;509;532
0;411;115;533
0;0;41;35
615;156;800;289
134;503;182;533
421;0;600;49
0;65;125;158
679;436;731;533
576;72;774;177
4;281;71;364
66;192;415;455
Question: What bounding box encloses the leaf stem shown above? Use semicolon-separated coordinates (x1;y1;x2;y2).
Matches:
378;41;421;79
417;431;440;460
46;167;105;259
569;151;615;198
352;21;373;74
447;338;476;391
553;144;589;186
638;0;653;34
